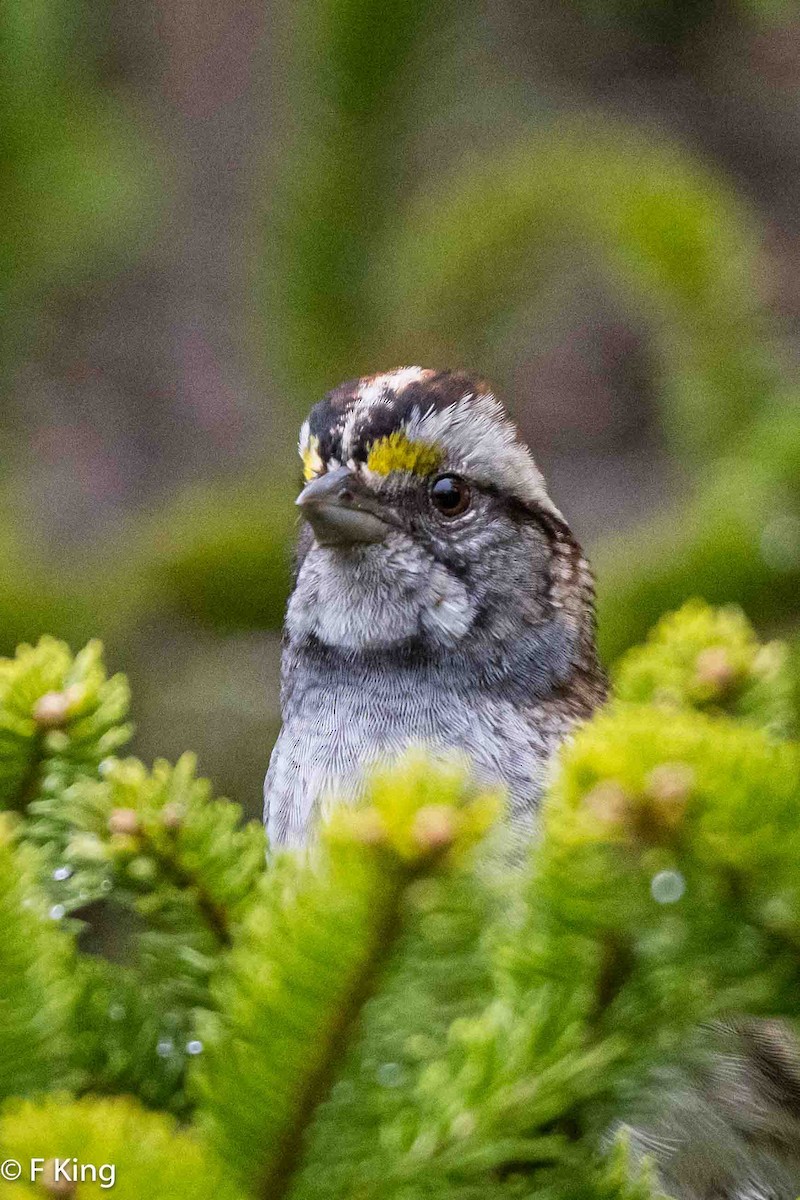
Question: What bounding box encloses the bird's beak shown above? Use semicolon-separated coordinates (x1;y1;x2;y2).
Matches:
296;465;391;547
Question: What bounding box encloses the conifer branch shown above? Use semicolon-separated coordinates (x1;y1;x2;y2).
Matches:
0;821;76;1100
134;823;232;947
590;935;636;1029
13;728;45;814
197;755;498;1196
258;857;413;1200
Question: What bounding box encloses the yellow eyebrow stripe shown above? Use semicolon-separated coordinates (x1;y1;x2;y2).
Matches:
366;430;442;477
301;436;324;481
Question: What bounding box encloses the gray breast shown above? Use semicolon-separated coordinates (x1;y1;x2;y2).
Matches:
263;650;574;849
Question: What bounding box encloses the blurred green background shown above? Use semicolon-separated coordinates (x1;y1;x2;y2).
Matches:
2;0;799;819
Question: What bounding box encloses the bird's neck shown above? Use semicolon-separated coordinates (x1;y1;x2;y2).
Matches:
285;622;604;713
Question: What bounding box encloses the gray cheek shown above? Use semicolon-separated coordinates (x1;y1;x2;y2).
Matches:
419;563;475;647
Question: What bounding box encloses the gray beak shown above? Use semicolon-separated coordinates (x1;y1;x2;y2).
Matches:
296;465;391;547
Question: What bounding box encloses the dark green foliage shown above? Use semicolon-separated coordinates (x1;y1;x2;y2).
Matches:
0;532;95;660
595;401;800;659
132;481;297;636
570;0;787;45
0;0;149;378
265;0;445;398
377;123;778;462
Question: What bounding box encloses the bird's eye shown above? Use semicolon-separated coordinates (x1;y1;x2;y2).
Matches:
430;474;471;516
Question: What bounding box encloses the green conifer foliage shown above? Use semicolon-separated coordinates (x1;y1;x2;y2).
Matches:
196;753;499;1196
0;823;75;1104
0;637;267;1115
0;638;130;817
0;606;796;1197
613;599;793;735
0;1096;245;1200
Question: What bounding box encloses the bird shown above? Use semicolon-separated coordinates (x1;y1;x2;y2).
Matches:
263;366;607;852
264;366;800;1200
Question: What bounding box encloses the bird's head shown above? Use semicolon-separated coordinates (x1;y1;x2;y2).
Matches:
288;368;600;691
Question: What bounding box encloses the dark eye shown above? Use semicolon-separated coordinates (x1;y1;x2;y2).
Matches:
430;475;471;516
